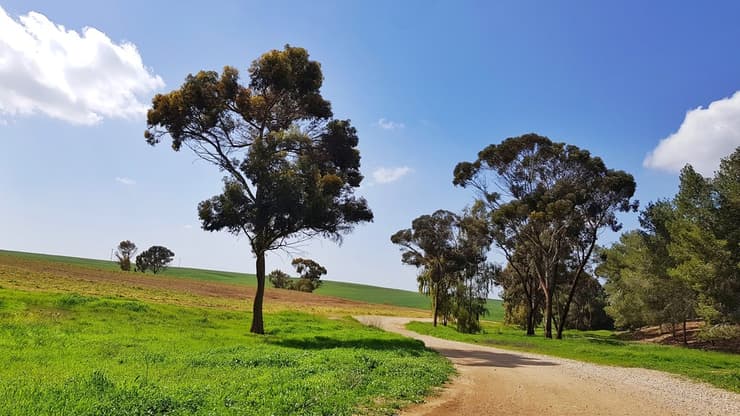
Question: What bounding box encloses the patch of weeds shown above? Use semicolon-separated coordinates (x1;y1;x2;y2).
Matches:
56;293;96;308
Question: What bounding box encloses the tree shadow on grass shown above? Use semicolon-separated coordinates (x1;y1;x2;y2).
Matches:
431;346;559;368
267;335;427;352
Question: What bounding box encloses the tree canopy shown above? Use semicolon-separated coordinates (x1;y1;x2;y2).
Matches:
114;240;137;271
290;258;326;292
598;146;740;337
145;45;373;333
135;246;175;274
454;133;637;338
391;207;496;332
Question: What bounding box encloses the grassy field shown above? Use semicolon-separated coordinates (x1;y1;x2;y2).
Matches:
0;250;503;320
0;288;453;415
406;321;740;393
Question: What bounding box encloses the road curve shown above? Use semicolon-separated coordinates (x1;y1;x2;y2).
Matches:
355;316;740;416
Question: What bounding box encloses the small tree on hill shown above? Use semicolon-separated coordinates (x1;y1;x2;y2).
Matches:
290;258;326;292
135;246;175;274
268;269;292;289
115;240;137;271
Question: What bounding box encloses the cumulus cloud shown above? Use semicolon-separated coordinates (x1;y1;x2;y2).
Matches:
372;166;412;184
644;91;740;176
377;118;405;130
115;177;136;185
0;6;164;125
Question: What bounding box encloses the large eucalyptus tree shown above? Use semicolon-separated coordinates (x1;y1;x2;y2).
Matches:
145;46;373;333
454;133;637;338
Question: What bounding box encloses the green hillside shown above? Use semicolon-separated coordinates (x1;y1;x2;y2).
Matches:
0;249;503;320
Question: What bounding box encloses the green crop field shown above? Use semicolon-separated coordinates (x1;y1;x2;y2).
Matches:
407;321;740;393
0;250;503;320
0;288;453;416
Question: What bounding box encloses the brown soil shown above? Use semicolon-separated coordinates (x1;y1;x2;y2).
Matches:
619;321;740;353
356;316;740;416
0;255;427;317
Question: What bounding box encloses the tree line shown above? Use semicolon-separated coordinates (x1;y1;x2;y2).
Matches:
597;148;739;342
141;43;737;341
393;134;637;337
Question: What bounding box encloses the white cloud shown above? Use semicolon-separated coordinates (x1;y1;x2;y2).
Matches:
115;177;135;185
644;91;740;176
372;166;412;184
183;224;193;229
0;6;164;125
377;118;405;130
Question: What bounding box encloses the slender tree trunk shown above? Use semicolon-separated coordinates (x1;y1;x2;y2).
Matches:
432;286;439;327
544;289;553;339
250;252;266;334
682;319;688;345
556;240;597;340
526;304;535;336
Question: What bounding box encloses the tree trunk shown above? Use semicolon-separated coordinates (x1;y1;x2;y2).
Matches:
544;290;553;339
526;305;536;336
250;252;266;334
682;319;688;345
432;288;439;327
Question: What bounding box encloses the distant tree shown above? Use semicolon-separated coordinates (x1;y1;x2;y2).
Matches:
145;45;373;334
454;133;637;338
114;240;137;271
268;269;292;289
392;210;461;327
598;148;740;342
290;258;326;292
597;203;697;340
452;204;497;333
392;207;496;331
135;246;175;274
669;159;739;323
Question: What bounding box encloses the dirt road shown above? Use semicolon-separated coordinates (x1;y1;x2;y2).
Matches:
355;316;740;416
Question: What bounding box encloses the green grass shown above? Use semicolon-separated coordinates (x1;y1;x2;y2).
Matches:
0;287;453;415
0;249;503;319
406;321;740;393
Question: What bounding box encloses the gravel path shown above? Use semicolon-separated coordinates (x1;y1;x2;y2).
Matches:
355;316;740;416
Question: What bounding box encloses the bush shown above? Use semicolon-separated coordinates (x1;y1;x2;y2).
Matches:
268;270;291;289
698;324;740;342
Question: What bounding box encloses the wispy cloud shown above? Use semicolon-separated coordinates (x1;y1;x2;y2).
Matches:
372;166;412;184
183;224;193;229
644;91;740;176
115;177;136;185
0;6;164;125
377;118;405;130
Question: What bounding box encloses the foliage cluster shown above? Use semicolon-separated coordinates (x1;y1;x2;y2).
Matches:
453;134;637;338
391;205;498;333
269;258;327;293
597;148;740;341
135;246;175;274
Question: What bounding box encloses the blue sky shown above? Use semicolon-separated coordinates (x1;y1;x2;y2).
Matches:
2;1;740;293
